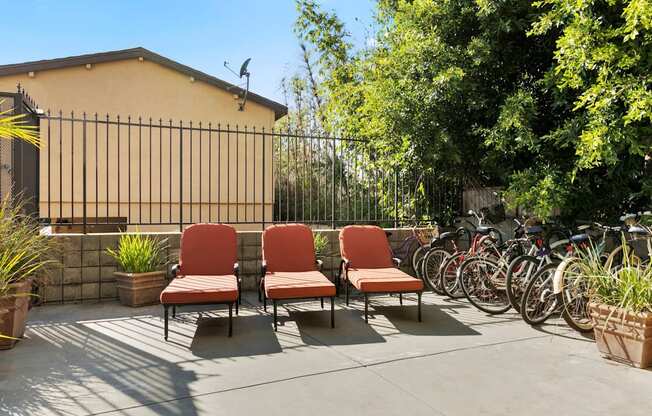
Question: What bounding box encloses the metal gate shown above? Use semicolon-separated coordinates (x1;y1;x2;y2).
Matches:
0;87;40;216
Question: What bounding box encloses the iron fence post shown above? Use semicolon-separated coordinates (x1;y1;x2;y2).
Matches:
179;120;183;232
394;168;398;228
82;113;87;234
262;127;266;228
331;139;335;229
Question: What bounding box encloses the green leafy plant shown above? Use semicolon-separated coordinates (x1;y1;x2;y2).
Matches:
313;233;329;258
0;196;58;296
0;103;40;147
0;196;58;339
106;234;168;274
572;237;652;314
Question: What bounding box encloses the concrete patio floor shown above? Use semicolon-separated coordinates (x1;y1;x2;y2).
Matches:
1;292;651;416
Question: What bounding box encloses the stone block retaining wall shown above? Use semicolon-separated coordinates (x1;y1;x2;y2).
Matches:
38;227;421;304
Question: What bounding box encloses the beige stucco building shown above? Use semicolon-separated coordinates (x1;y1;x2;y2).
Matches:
0;47;286;230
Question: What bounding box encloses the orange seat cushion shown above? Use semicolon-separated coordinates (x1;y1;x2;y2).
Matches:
179;223;237;276
348;268;424;293
339;225;394;269
265;271;336;300
263;224;317;272
160;275;238;304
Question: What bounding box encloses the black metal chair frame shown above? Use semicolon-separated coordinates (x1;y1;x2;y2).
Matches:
162;263;241;340
338;258;423;323
259;260;335;331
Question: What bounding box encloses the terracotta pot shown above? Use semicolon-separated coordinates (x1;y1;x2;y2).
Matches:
589;302;652;368
115;271;167;307
0;279;33;350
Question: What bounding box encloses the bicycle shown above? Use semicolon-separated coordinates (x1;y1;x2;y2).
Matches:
456;220;529;314
390;224;437;277
519;224;593;326
554;214;652;333
438;210;502;299
504;221;570;313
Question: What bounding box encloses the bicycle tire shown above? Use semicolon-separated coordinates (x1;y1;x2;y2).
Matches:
439;252;466;299
505;255;539;313
422;248;449;295
520;263;559;325
555;257;593;333
458;256;511;314
411;245;428;277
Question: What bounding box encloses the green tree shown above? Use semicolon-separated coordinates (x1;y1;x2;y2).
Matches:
294;0;651;221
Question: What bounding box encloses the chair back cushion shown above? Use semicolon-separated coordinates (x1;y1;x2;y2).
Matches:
339;225;394;269
179;223;237;276
262;224;317;272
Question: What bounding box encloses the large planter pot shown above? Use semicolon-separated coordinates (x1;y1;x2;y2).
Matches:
0;279;33;350
115;271;167;307
589;302;652;368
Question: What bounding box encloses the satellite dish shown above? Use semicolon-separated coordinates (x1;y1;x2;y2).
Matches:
239;58;251;77
224;58;252;112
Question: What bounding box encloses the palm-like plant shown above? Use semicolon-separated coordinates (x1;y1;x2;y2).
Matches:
0;102;40;146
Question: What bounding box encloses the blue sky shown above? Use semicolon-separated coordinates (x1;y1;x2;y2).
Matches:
3;0;375;104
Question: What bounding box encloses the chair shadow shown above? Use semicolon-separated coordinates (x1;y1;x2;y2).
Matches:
289;309;387;346
189;314;282;359
371;304;481;336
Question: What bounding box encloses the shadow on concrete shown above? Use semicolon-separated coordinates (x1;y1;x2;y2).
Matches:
290;309;387;346
372;304;481;336
190;314;282;359
0;320;198;416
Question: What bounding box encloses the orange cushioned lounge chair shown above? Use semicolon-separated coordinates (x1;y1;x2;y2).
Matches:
339;225;423;323
260;224;336;331
160;223;240;339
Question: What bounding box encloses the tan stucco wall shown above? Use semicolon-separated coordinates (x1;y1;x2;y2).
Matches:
0;58;277;230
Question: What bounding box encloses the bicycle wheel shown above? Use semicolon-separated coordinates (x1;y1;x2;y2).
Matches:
439;252;466;299
555;257;593;333
422;248;449;295
411;245;428;277
505;255;539;313
520;263;559;325
458;256;511;314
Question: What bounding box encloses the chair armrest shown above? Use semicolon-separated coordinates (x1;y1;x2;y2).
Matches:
170;264;180;278
392;257;402;268
261;260;267;276
316;259;323;271
234;263;240;277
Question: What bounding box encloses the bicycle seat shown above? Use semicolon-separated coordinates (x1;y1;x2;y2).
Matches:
438;231;457;240
476;226;492;235
525;225;544;235
570;233;590;244
628;226;650;236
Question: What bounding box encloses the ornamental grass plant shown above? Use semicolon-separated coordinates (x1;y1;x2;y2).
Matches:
106;234;168;274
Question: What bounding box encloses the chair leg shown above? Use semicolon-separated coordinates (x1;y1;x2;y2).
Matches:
364;293;369;323
330;297;335;328
273;300;278;332
228;303;233;337
263;292;267;312
235;296;239;315
345;279;350;306
321;297;324;309
164;305;169;341
399;293;403;306
257;276;262;302
418;292;422;322
172;305;176;318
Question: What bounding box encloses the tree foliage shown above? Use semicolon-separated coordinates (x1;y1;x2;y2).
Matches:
293;0;652;221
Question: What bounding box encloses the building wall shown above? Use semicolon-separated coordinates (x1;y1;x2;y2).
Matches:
0;58;278;230
36;228;418;304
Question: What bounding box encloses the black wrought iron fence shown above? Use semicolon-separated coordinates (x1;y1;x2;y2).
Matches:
34;112;462;232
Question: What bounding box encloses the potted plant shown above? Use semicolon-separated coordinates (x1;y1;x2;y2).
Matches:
0;197;58;349
107;233;168;307
314;233;329;261
575;240;652;368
